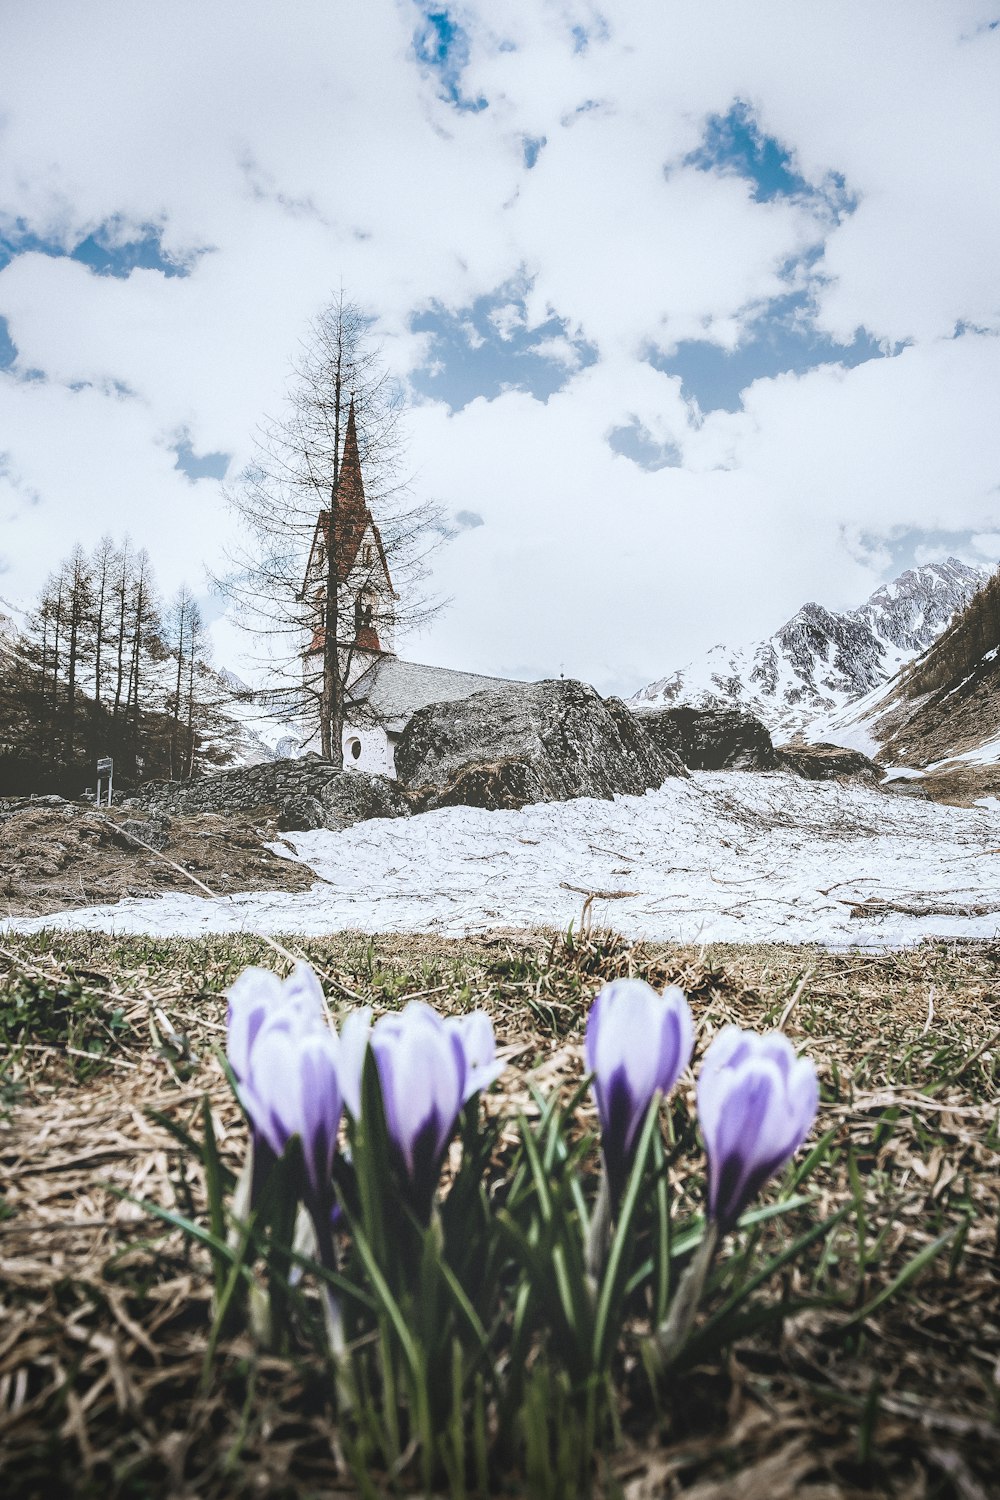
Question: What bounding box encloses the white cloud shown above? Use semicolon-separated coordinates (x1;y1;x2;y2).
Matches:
488;302;527;339
529;334;586;370
970;532;1000;564
0;0;997;696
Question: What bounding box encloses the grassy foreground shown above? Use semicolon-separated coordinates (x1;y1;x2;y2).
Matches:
1;927;998;1498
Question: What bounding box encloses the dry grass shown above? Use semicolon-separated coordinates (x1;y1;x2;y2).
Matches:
1;928;998;1498
0;801;313;919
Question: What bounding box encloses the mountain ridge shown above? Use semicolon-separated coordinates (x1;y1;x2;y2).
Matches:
631;557;989;742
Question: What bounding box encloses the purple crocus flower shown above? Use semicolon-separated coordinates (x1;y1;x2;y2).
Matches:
585;979;694;1203
239;1011;343;1203
447;1010;505;1101
697;1025;818;1232
226;961;325;1083
226;962;341;1222
340;1000;467;1219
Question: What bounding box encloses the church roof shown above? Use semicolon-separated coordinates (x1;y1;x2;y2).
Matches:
349;656;527;732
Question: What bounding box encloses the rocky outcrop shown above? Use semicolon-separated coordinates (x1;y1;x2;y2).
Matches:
395;678;686;811
776;743;882;783
128;755;413;831
639;706;782;771
637;707;881;783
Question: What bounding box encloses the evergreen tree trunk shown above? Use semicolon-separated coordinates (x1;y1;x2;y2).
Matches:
90;536;114;756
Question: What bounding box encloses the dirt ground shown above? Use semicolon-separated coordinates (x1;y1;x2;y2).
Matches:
1;931;998;1498
883;760;1000;808
0;799;314;919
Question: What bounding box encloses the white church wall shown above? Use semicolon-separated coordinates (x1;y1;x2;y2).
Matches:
342;722;393;776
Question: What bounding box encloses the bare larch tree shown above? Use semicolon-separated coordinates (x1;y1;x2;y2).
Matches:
220;294;446;768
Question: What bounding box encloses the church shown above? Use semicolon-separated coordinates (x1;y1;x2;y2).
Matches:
300;397;519;776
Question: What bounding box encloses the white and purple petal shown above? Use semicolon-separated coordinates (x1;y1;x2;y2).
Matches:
585;979;694;1203
697;1027;818;1230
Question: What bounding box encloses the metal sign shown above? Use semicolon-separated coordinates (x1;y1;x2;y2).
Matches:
97;757;113;774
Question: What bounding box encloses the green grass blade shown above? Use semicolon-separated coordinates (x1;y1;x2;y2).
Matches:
200;1097;227;1287
105;1185;236;1263
843;1221;963;1328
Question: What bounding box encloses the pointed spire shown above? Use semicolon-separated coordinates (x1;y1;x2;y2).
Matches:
329;394;368;570
302;389;396;653
339;394;362;502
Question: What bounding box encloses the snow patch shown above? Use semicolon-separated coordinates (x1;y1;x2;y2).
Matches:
926;735;1000;771
5;772;1000;949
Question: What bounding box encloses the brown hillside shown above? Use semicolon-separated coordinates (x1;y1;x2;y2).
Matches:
868;568;1000;770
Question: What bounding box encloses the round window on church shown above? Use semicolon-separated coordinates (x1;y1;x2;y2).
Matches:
347;737;362;761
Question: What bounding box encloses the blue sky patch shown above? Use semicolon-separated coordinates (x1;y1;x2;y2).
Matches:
0;317;16;370
607;420;682;471
410;283;597;410
570;15;609;54
0;216;196;278
879;528;999;576
173;436;230;482
453;508;484;529
522;135;546;168
651;290;890;413
412;6;487;112
682;101;855;214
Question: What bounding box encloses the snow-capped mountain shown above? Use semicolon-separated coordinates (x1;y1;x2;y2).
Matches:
208;670;307;765
813;564;1000;779
0;595;25;667
631;559;988;742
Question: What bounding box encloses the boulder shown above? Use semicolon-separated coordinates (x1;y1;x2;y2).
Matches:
638;706;782;771
128;755;413;832
776;743;882;783
114;817;170;851
395;678;686;811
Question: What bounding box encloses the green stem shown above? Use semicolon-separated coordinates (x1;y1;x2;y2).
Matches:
652;1219;719;1368
584;1167;612;1287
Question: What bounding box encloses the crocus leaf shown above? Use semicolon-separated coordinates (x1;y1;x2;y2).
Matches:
652;1122;671;1326
842;1220;963;1328
681;1203;850;1363
349;1218;433;1478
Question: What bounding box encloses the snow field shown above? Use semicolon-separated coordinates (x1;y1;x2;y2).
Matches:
6;772;1000;948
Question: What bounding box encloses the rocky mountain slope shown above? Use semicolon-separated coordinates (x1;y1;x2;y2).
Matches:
631;558;987;741
815;567;1000;801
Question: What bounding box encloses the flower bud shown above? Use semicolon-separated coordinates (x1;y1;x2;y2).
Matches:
447;1010;504;1101
340;1000;467;1218
585;979;693;1203
226;961;325;1083
240;1013;342;1201
697;1026;818;1232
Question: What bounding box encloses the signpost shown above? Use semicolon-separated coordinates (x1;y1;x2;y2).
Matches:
96;756;114;807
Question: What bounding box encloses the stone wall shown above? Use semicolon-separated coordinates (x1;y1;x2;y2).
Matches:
127;754;413;831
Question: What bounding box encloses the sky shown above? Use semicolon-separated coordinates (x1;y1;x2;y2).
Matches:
1;1;999;697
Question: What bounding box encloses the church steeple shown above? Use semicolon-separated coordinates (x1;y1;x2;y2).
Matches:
301;393;396;657
334;395;365;533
